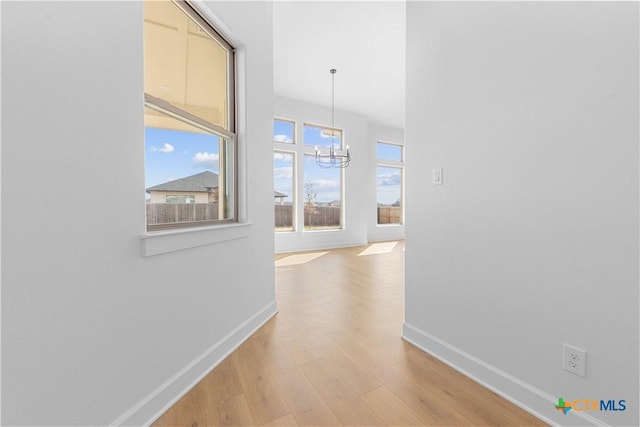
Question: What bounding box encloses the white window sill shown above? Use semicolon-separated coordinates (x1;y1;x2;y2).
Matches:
142;222;252;256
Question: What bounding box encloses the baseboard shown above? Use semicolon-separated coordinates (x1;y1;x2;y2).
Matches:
402;322;606;427
275;240;367;255
367;227;405;243
110;300;278;426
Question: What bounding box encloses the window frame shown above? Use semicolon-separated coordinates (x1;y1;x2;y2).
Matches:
376;140;404;226
143;0;238;233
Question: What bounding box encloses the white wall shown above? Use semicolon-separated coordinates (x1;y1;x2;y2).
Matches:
274;96;403;253
367;123;405;243
404;2;638;426
1;1;275;425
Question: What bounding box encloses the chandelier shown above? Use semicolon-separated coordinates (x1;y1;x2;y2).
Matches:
315;69;351;168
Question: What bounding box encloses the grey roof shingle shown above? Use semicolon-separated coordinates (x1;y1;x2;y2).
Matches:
274;191;288;198
146;171;218;193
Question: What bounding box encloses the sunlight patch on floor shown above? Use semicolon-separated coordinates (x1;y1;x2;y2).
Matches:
276;251;328;267
358;241;398;256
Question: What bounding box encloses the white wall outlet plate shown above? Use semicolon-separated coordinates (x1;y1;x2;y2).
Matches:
563;344;587;377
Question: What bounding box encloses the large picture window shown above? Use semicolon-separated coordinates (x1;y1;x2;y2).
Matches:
273;117;296;232
303;155;342;230
274;151;295;232
144;0;236;232
376;141;403;225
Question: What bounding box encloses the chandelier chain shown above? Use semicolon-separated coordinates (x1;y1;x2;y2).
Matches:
331;68;335;139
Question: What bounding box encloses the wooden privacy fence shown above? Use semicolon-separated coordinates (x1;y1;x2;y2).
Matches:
377;206;402;224
275;205;401;227
274;205;341;227
305;205;340;227
275;205;293;227
147;203;218;225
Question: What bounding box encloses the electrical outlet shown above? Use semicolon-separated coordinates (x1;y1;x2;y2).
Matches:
563;344;587;377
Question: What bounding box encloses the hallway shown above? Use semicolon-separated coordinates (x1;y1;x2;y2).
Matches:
153;242;545;426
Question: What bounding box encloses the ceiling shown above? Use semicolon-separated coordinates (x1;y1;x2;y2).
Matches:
273;1;406;129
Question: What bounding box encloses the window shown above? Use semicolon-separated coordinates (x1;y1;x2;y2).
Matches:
274;151;294;232
274;117;296;232
303;124;344;231
303;155;342;230
274;119;295;144
144;0;236;232
376;141;403;225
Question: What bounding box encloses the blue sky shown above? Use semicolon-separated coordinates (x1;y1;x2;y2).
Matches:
377;142;402;161
377;166;402;205
274;151;294;202
145;127;219;190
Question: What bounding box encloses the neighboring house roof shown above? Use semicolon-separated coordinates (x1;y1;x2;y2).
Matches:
274;191;288;198
146;171;218;193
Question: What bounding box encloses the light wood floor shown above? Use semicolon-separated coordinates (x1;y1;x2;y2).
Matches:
153;242;546;426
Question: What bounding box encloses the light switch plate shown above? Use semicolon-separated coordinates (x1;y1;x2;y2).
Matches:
432;168;443;185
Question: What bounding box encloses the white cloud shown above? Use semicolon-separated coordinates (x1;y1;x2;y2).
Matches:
192;152;219;168
310;179;340;190
274;166;293;179
160;143;174;153
274;134;293;143
149;143;175;153
377;172;401;186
